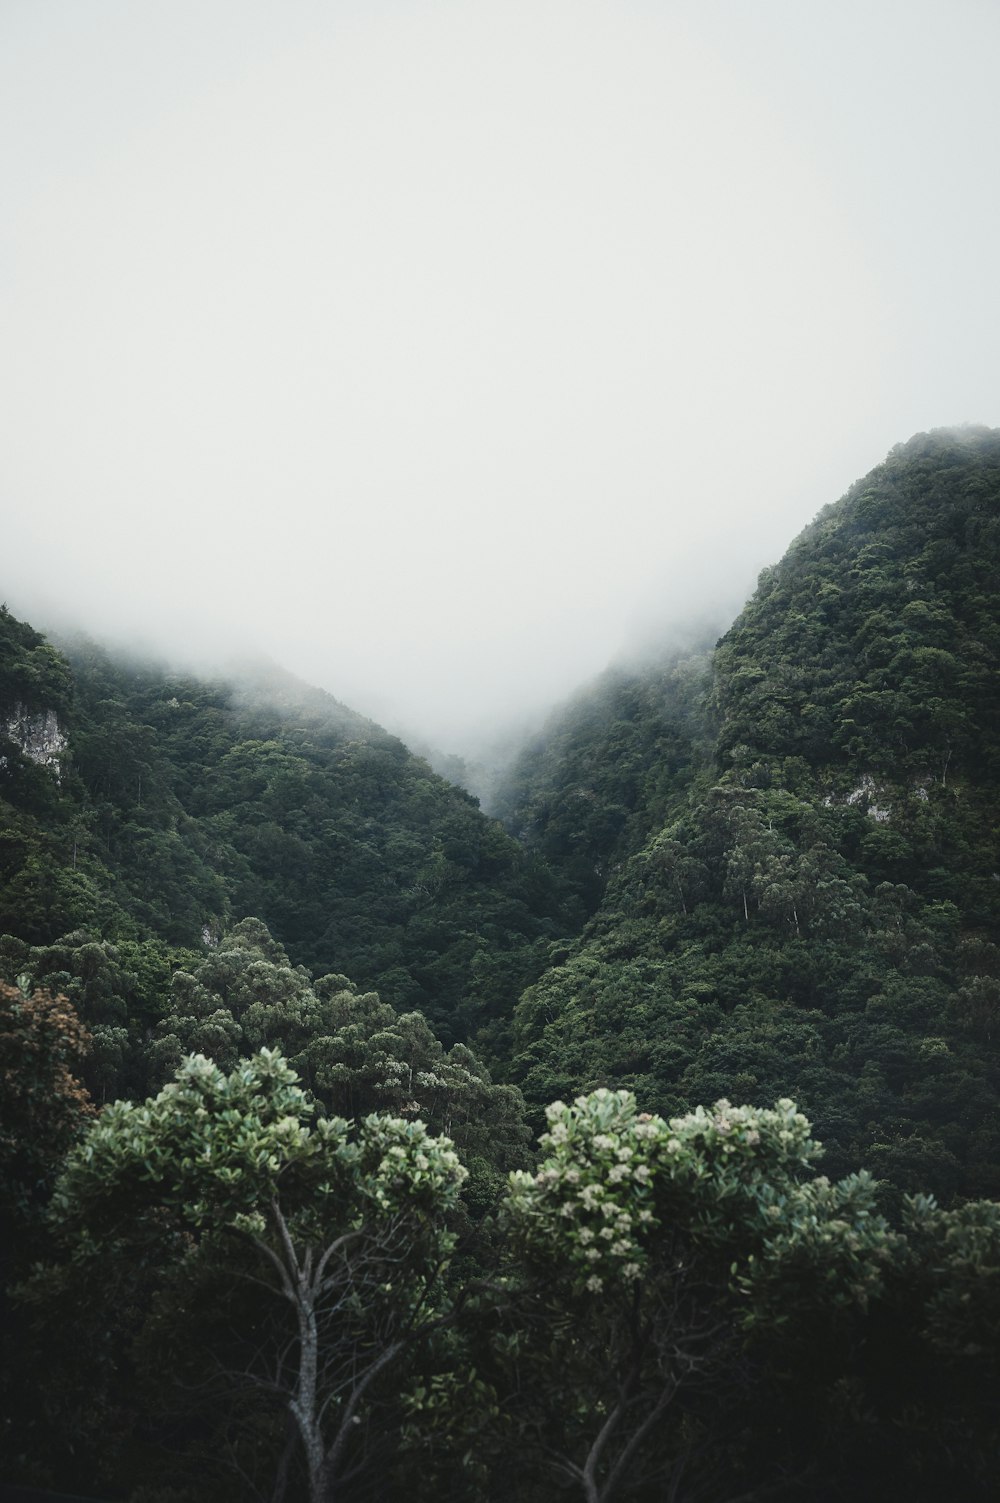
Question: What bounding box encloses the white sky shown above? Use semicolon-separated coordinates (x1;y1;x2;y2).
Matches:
2;0;999;749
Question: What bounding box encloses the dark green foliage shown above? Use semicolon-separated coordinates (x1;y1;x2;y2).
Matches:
0;982;94;1490
0;981;93;1243
15;1073;999;1502
715;429;1000;781
0;602;72;719
145;917;532;1192
494;652;711;919
4;429;1000;1497
59;646;575;1036
1;927;199;1101
508;430;1000;1199
0;613;576;1042
18;1049;472;1502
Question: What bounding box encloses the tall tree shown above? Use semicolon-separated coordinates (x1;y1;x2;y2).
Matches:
497;1089;893;1502
32;1050;468;1502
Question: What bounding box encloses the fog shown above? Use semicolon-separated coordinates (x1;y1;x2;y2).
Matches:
3;0;999;753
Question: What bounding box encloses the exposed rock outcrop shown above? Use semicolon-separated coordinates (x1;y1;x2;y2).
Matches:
1;704;67;773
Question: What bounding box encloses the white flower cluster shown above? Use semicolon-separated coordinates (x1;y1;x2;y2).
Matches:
366;1117;468;1207
507;1090;823;1299
668;1098;817;1170
508;1089;670;1293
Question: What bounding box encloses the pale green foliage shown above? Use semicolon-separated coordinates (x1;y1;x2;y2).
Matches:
498;1090;898;1502
46;1049;470;1502
144;925;531;1188
505;1088;892;1309
53;1046;467;1248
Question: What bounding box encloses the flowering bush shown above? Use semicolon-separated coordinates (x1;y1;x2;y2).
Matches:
505;1089;891;1310
44;1049;470;1503
55;1047;467;1239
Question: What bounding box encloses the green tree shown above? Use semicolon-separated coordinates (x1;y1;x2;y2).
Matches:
0;983;94;1492
497;1089;893;1503
35;1050;469;1503
0;981;93;1244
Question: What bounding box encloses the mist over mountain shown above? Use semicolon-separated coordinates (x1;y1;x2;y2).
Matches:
6;1;1000;758
5;0;1000;1492
4;427;1000;1499
505;427;1000;1199
3;424;999;1139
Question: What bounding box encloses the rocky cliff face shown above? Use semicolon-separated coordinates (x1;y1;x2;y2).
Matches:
1;704;67;772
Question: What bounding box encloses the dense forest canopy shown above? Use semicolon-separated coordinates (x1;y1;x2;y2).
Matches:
508;428;1000;1199
0;630;577;1048
2;428;1000;1500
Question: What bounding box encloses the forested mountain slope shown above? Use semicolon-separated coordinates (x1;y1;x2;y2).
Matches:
507;428;1000;1200
491;647;712;918
4;431;1000;1503
0;620;574;1063
5;425;1000;1189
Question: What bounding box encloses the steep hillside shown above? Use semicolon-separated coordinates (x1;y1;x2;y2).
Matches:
0;621;575;1058
509;429;1000;1200
492;648;712;918
4;437;1000;1501
5;427;1000;1200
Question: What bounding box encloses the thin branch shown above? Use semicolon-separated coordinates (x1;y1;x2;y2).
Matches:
601;1377;678;1503
324;1338;405;1480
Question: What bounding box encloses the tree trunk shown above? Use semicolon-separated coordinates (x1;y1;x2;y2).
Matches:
291;1292;326;1503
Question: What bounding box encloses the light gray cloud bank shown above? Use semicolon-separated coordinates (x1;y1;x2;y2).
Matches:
3;0;998;747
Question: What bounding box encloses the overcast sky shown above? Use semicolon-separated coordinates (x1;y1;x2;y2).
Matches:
3;0;999;750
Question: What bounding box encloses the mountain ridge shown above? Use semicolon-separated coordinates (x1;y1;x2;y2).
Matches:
2;426;999;1198
502;426;1000;1198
